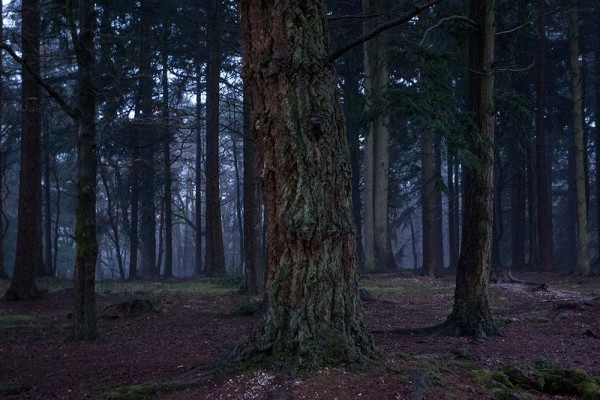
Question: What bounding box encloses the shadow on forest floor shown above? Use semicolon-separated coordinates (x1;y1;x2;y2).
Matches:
0;271;599;399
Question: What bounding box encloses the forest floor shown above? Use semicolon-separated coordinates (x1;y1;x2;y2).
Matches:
1;271;600;400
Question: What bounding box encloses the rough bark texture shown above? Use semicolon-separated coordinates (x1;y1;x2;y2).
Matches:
569;0;590;276
535;0;553;272
205;0;225;276
443;0;498;338
242;88;263;294
235;0;374;370
71;0;98;341
3;0;42;300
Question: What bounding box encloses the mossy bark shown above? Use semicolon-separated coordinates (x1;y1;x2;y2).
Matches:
235;0;374;370
443;0;498;338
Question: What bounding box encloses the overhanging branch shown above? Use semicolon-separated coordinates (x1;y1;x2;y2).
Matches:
328;0;445;62
0;43;77;118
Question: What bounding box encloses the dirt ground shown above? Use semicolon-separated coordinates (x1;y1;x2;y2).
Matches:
1;272;599;399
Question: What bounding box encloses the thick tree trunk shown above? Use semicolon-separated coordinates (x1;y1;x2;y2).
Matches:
71;0;98;341
0;0;6;280
569;0;590;276
3;0;42;300
535;0;552;271
235;0;374;369
205;0;225;276
161;20;173;278
443;0;498;338
242;88;263;294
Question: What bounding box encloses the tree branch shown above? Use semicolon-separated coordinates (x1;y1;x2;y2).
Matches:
328;0;445;62
0;43;77;118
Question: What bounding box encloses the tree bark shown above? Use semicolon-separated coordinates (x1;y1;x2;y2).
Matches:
535;0;552;271
3;0;42;300
569;0;590;276
443;0;498;338
0;0;6;280
205;0;225;276
447;152;459;270
235;0;374;369
194;65;203;275
161;19;173;278
71;0;98;341
421;130;436;276
511;152;526;270
242;88;263;294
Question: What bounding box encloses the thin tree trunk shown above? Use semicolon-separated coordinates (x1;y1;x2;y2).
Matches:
0;0;6;280
231;125;244;270
447;151;458;270
527;140;538;269
3;0;42;300
536;0;553;271
511;154;526;270
421;130;436;276
569;0;590;276
194;62;203;275
100;165;125;280
161;19;173;278
205;0;225;275
444;0;498;338
71;0;98;341
433;133;444;273
52;160;60;275
43;109;53;276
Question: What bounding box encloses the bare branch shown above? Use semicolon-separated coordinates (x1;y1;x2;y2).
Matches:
328;0;445;62
0;43;77;118
419;15;476;46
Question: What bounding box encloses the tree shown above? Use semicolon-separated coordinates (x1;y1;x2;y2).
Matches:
3;0;43;300
205;0;225;275
362;0;391;271
161;17;173;278
535;0;552;271
568;0;590;276
443;0;498;338
235;0;374;369
0;0;6;280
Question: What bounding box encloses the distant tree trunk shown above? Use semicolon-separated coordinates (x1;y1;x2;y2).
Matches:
526;140;538;269
235;0;374;369
194;66;203;275
433;133;444;272
511;153;526;270
242;88;263;294
447;152;458;270
138;0;157;278
421;130;436;276
492;150;503;268
363;0;390;271
3;0;42;300
535;0;552;271
161;19;173;278
569;0;590;276
43;111;53;277
443;0;498;338
52;162;61;275
596;5;600;265
205;0;225;276
0;0;7;280
71;0;98;341
232;127;244;270
129;128;139;280
100;165;125;280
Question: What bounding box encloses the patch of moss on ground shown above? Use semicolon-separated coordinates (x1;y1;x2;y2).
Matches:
474;364;600;400
0;314;38;327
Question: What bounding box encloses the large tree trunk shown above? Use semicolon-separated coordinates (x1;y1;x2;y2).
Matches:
161;19;173;278
242;88;263;294
71;0;98;341
569;0;590;276
3;0;42;300
443;0;498;338
235;0;374;369
205;0;225;276
535;0;552;271
362;0;390;271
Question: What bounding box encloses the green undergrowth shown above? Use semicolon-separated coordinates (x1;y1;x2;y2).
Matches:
0;314;38;328
360;282;454;298
473;362;600;400
97;276;243;296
